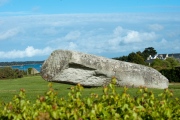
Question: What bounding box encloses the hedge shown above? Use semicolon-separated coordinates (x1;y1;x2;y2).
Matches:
160;67;180;82
0;67;24;79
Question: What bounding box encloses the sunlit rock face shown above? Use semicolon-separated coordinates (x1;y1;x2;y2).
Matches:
41;50;169;89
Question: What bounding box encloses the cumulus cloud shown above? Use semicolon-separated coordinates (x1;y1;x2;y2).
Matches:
0;13;180;60
0;46;53;59
109;26;157;46
123;31;157;43
123;31;140;43
113;26;124;36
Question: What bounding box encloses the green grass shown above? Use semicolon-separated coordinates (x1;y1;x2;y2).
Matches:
0;76;73;102
0;76;179;103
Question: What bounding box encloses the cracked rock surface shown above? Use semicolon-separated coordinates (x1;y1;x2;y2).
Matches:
40;50;169;89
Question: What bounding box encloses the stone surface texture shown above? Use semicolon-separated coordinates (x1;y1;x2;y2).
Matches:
40;50;169;89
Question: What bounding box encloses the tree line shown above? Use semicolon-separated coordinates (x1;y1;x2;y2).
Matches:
113;47;157;65
0;67;24;79
113;47;180;82
0;61;44;66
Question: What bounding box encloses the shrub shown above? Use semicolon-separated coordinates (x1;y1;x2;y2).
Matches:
160;67;180;82
0;67;23;79
0;78;179;119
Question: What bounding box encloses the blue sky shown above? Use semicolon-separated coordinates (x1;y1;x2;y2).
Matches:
0;0;180;62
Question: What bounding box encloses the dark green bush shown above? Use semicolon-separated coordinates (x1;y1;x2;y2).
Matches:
0;67;23;79
160;67;180;82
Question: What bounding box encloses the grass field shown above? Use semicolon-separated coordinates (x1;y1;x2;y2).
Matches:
0;76;179;103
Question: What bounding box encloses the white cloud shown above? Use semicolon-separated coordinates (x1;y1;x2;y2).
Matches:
123;30;140;43
113;26;124;36
123;31;157;43
109;26;157;45
0;28;20;40
149;24;164;31
0;46;53;59
154;39;180;53
0;13;180;60
64;31;81;40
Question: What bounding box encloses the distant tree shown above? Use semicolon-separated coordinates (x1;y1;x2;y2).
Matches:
165;57;180;69
113;55;128;61
127;52;145;65
136;51;143;57
113;51;146;65
142;47;157;60
151;59;171;71
0;67;23;79
127;52;136;62
157;58;180;82
113;47;157;65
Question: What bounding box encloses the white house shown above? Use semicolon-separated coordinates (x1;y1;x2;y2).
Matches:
146;53;180;65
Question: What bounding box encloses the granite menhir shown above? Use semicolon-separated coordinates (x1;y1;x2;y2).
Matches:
40;50;169;89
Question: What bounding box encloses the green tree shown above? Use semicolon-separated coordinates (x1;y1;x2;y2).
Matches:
142;47;157;60
136;51;143;57
113;47;157;66
165;57;180;69
151;59;171;71
151;57;180;70
0;67;24;79
113;55;128;61
127;52;136;62
128;52;145;65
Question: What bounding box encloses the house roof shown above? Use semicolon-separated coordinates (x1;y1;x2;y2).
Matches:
151;53;180;60
168;53;180;59
146;53;180;64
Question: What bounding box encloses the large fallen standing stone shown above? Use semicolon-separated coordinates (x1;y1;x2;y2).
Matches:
40;50;169;89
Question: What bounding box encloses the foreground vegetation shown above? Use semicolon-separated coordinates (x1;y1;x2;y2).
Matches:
0;76;180;119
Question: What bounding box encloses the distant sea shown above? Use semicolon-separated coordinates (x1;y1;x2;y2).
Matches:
11;64;42;72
